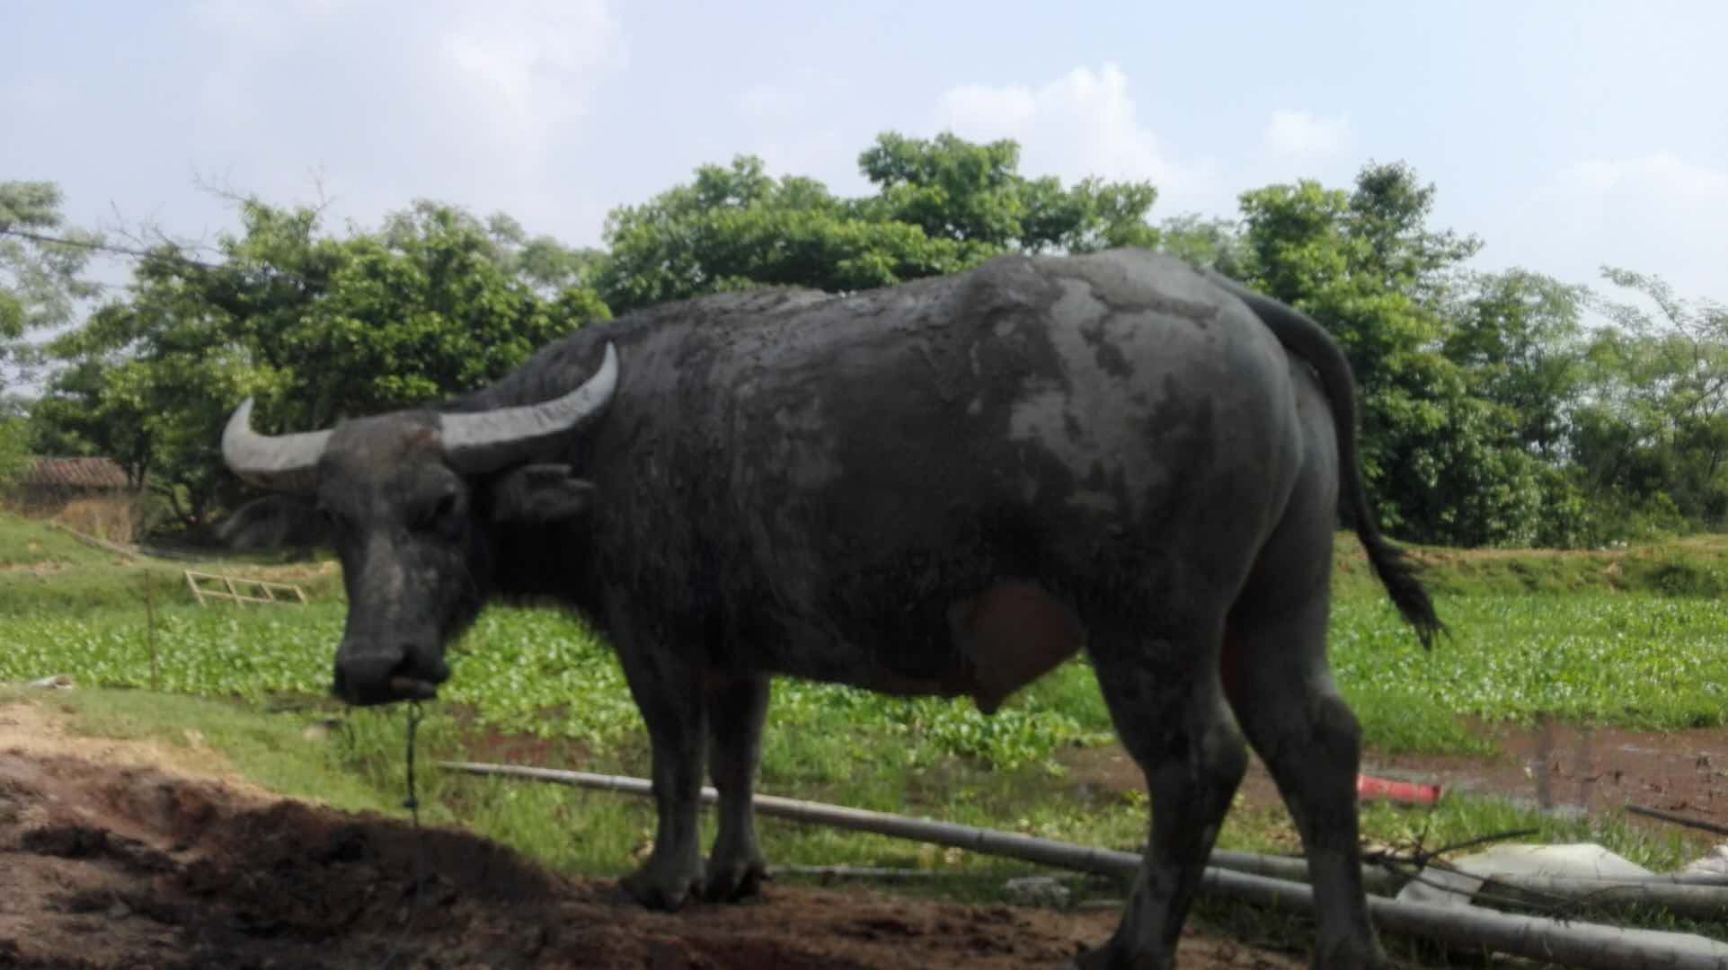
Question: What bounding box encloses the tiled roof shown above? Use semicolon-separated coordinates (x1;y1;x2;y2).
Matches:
21;457;131;490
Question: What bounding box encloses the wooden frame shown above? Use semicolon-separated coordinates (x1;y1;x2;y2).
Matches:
183;570;307;606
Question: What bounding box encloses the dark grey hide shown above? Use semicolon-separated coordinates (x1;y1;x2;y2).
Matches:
222;249;1439;970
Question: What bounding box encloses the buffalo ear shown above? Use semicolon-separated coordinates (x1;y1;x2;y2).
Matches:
488;464;596;523
218;494;333;557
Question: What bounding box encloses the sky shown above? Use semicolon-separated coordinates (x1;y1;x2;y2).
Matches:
4;0;1726;303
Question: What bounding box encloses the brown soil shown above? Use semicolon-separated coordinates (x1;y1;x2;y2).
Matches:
1064;722;1728;847
0;704;1300;970
1370;720;1728;825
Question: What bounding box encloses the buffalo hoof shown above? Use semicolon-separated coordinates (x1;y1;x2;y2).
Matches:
1067;942;1167;970
621;860;704;912
702;855;767;902
1311;938;1389;970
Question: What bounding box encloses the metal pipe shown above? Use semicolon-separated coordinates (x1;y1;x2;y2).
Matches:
440;761;1728;970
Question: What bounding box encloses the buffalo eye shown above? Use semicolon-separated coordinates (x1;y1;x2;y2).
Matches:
417;492;464;538
315;502;349;532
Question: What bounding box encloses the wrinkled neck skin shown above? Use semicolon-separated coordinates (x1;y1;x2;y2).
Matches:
437;324;627;628
478;511;602;615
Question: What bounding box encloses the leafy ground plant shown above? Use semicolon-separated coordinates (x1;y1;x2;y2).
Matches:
4;512;1725;943
7;586;1725;767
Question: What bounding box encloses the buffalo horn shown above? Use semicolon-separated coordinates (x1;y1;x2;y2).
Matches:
221;400;332;493
222;343;620;489
439;342;619;473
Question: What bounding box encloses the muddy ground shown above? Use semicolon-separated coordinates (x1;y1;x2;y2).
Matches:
5;700;1719;970
0;703;1299;970
1067;719;1728;844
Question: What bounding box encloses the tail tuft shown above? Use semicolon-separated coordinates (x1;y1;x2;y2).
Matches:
1360;532;1443;649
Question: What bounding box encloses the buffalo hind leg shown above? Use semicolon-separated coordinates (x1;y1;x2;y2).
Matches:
614;633;708;911
1079;616;1247;970
1226;596;1386;970
704;673;770;901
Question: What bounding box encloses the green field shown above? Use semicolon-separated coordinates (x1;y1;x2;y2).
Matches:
1;514;1724;953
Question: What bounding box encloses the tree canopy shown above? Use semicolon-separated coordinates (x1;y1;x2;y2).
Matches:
1235;164;1543;545
1;181;100;398
596;133;1160;313
14;134;1728;548
31;198;607;527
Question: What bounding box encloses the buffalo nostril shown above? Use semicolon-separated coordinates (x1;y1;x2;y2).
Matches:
386;677;439;700
333;644;446;706
335;650;417;706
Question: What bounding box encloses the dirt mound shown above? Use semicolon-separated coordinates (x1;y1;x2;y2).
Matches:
0;725;1298;970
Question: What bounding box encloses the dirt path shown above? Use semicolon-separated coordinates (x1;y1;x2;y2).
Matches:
0;702;1300;970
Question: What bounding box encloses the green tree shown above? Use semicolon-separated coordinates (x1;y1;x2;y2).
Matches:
1154;213;1247;276
1570;268;1728;531
0;412;28;488
596;132;1162;314
28;356;151;486
0;181;100;395
444;209;606;297
1237;162;1547;545
858;132;1159;252
1446;270;1589;459
35;198;609;529
596;156;975;313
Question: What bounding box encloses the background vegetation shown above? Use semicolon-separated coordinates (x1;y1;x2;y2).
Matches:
4;119;1725;969
3;132;1725;547
1;512;1719;895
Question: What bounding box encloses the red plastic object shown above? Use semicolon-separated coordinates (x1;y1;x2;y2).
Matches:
1357;773;1442;805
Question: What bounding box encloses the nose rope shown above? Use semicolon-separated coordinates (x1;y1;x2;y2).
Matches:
403;699;425;817
377;699;428;970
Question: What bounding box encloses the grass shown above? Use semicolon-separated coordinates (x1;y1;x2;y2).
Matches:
3;510;1726;958
0;514;108;566
7;588;1723;766
9;681;1714;970
25;682;1701;875
0;514;170;614
0;685;400;818
1335;592;1728;750
1400;533;1728;598
0;514;343;614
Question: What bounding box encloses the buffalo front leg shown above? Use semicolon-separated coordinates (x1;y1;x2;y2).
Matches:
615;638;708;911
704;673;771;901
1080;618;1247;970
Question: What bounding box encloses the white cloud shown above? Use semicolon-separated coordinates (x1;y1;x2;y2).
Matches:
932;64;1220;210
439;0;626;147
737;82;806;122
726;72;868;196
2;75;74;114
1554;153;1728;203
192;0;332;44
1489;152;1728;301
1262;110;1352;160
181;0;625;235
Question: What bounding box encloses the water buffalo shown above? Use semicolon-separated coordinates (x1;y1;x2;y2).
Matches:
222;249;1438;969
